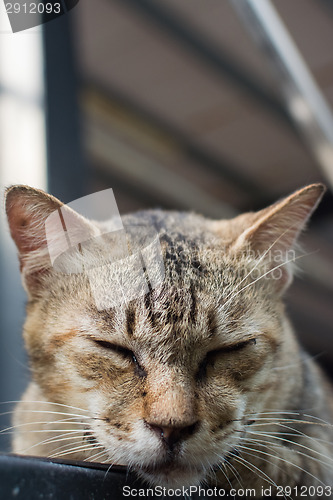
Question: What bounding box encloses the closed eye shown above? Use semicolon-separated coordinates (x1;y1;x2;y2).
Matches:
196;338;257;381
91;339;147;377
92;339;134;359
213;337;257;355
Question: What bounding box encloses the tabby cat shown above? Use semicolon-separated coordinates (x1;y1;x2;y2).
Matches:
4;183;333;497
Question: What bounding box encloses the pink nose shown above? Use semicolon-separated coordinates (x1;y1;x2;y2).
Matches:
145;421;199;449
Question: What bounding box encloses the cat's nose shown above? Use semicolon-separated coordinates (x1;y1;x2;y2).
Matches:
145;421;199;448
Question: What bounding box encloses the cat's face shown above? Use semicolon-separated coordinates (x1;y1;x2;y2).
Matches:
5;184;325;487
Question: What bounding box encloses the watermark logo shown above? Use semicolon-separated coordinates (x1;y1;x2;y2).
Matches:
3;0;80;33
44;189;165;310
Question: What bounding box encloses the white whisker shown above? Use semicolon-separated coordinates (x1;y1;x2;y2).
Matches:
236;443;326;487
19;432;85;454
242;427;333;447
0;409;93;420
243;410;333;426
228;452;279;491
43;437;86;456
0;401;90;413
102;458;117;481
213;457;233;489
231;448;291;499
49;442;104;459
224;458;244;488
222;251;317;310
243;430;333;467
243;417;333;428
0;419;91;435
86;449;109;463
221;223;300;307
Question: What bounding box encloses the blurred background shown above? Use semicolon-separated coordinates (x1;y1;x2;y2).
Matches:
0;0;332;451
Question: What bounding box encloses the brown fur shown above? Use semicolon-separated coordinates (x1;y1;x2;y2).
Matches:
5;184;333;495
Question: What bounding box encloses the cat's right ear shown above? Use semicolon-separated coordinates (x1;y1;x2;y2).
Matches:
5;186;95;297
230;183;325;293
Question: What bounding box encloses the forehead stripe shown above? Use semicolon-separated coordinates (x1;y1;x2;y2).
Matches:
144;292;155;328
126;305;136;337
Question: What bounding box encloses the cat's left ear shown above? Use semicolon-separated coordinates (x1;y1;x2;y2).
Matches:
232;183;326;293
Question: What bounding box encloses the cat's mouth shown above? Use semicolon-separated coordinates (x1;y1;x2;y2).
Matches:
139;456;201;476
136;457;206;489
141;460;180;474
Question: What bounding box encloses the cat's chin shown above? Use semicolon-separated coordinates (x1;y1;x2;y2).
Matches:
135;461;205;489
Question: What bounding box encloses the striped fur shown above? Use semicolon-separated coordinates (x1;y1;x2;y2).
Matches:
5;184;333;495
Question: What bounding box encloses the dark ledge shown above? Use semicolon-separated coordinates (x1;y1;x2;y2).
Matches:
0;453;261;499
0;454;132;500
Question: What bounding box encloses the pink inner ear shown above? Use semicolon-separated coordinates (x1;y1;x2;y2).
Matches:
6;187;64;259
230;184;325;294
244;214;299;255
6;187;100;283
234;184;325;256
9;211;45;254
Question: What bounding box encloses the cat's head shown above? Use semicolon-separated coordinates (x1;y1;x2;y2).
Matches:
5;184;325;487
